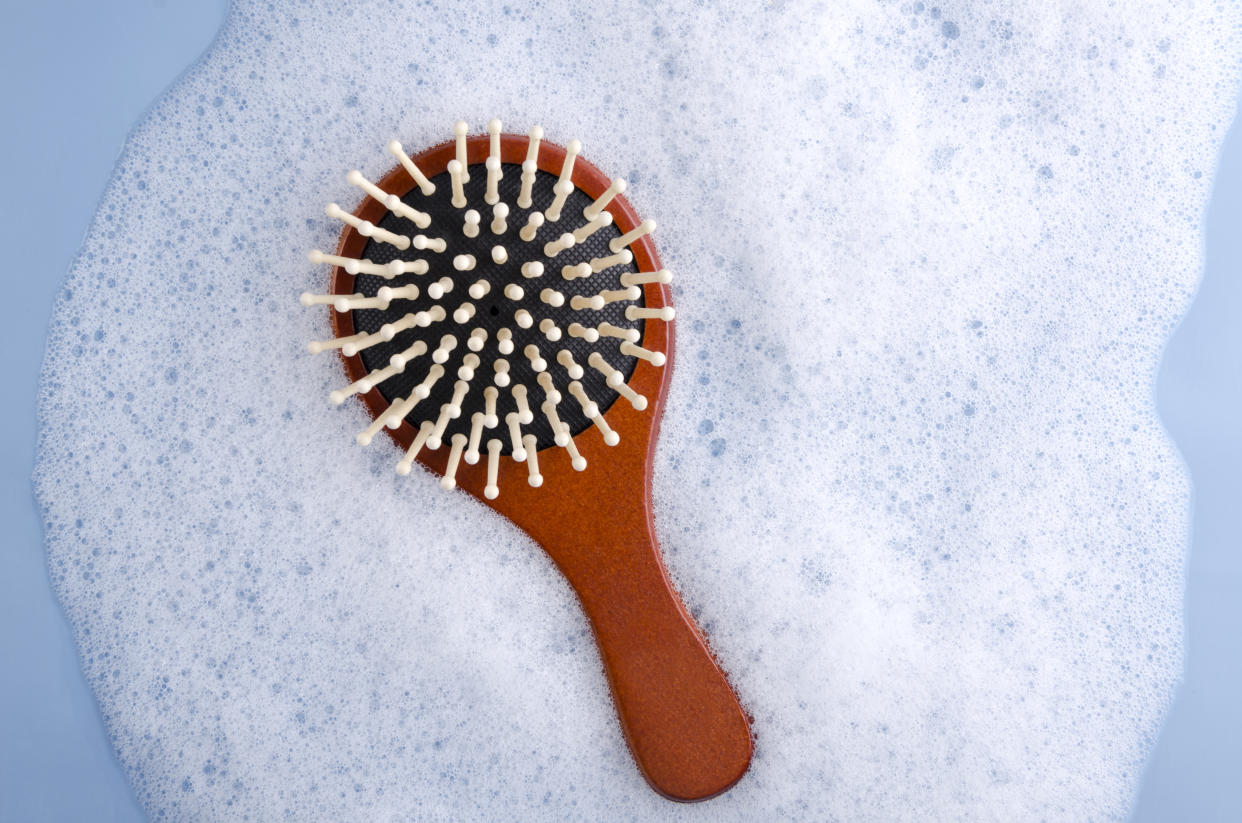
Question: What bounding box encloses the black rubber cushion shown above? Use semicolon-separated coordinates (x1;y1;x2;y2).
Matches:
351;161;646;454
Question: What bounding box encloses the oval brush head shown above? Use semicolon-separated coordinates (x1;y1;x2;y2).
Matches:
302;119;668;495
301;119;752;802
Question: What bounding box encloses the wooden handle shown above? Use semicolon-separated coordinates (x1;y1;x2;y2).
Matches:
543;513;753;801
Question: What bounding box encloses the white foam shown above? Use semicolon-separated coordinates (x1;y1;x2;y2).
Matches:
34;0;1240;819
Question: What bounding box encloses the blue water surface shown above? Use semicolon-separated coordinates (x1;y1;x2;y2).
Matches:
0;2;1237;821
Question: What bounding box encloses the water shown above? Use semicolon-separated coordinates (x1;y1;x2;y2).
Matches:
32;1;1241;819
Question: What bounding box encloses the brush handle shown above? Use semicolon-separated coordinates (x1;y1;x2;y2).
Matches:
543;514;753;801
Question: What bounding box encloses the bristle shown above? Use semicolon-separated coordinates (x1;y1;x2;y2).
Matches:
483;386;499;427
536;372;561;403
413;362;446;399
504;283;525;301
587;352;624;387
385;258;429;277
541;399;569;447
492;358;511;387
625;305;676;322
563;435;588;471
539;318;562;341
386;140;436;196
543;232;576;258
540;288;565;307
426;276;454;300
453;302;476;323
589;249;632;273
447;379;470;417
519;211;544;242
512;384;534;424
389;340;430;370
599;286;641;305
462;210;480;238
485;156;502;205
496;328;514;355
613;380;648;411
381;391;423;434
505;412;527;461
331;349;422;405
523;343;547;372
522;434;543;486
544;138;581;222
567;323;599;342
558;350;585;380
597;321;641;342
457;352;480;380
332;294;390;312
376;283;419;302
619;340;667;366
309;251;401;277
561;262;592;281
447;159;467;208
342;314;420;356
619;268;672;287
467;327;488;351
521;261;544;279
347;169;431;229
453;254;476;271
514;308;533;329
484;119;503;205
431;334;457;364
411;234;448;253
609;219;656;253
591;413;620;446
427;404;453;449
491;203;509;235
567;380;597;417
307;330;368;354
424;305;449;324
571;211;613;243
467;279;490;298
441;433;468;490
491;245;509;264
484;438;502;499
517;125;543;209
544;181;572;223
569;293;606;311
464;412;485;464
299;291;363;309
396;421;435;476
453;121;471;183
569;382;619;445
326;203;411;250
582;177;627;221
356;406;395;446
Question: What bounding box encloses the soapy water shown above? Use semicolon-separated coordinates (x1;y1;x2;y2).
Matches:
33;0;1240;819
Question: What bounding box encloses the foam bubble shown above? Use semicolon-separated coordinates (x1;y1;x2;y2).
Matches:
34;0;1239;819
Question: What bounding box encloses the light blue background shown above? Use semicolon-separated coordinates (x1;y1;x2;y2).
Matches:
0;2;1237;820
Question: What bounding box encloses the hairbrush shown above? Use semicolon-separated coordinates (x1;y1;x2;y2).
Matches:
299;119;752;801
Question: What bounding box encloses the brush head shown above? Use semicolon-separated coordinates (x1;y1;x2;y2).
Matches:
303;121;674;496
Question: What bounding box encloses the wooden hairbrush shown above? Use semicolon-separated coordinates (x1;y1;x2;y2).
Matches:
299;119;752;801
